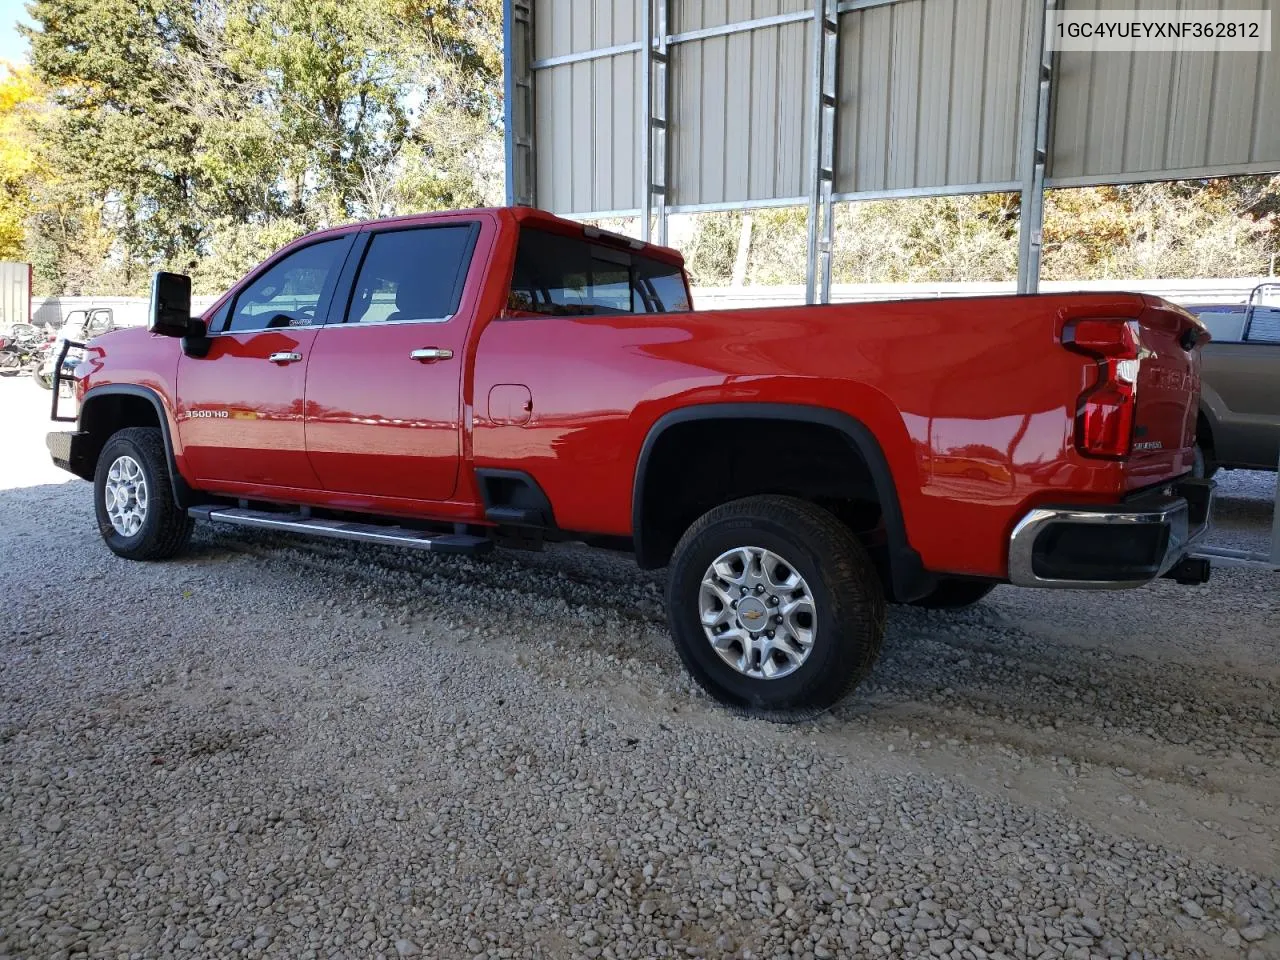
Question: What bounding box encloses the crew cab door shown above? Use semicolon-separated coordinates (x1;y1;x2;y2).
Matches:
177;233;355;488
302;218;485;502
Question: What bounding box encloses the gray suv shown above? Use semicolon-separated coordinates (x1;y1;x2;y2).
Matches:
1186;284;1280;476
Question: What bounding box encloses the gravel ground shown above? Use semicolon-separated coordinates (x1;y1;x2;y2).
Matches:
1;375;1277;960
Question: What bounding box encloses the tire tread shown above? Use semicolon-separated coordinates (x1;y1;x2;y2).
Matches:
95;427;193;560
668;495;886;720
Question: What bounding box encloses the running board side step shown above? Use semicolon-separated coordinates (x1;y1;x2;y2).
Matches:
188;506;493;555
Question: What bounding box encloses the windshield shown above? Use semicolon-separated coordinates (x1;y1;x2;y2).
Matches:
509;227;690;317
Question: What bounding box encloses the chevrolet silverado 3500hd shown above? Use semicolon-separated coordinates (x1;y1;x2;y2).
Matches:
48;207;1215;715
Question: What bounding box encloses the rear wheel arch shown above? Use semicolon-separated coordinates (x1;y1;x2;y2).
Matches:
631;403;931;601
78;386;196;507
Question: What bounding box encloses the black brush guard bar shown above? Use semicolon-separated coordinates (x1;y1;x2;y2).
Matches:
50;338;85;423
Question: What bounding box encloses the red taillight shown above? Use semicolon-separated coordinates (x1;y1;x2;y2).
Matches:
1065;319;1142;459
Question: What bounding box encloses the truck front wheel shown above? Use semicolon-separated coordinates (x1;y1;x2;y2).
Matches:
94;427;193;560
666;495;886;719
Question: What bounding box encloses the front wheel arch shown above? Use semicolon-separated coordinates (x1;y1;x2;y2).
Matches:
78;386;197;507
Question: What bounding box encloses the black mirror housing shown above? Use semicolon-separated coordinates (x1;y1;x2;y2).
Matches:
149;272;193;337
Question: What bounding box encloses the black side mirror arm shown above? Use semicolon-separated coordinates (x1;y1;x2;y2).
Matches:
181;318;213;358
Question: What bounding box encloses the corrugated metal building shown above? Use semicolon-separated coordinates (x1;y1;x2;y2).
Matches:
505;0;1280;300
0;261;31;329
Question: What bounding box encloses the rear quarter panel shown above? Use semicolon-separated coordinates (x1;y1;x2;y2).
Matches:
472;293;1153;578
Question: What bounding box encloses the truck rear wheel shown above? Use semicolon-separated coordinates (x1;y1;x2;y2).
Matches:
1192;440;1218;479
94;427;193;560
665;495;885;719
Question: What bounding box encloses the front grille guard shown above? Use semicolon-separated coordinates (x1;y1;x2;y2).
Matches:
50;338;85;423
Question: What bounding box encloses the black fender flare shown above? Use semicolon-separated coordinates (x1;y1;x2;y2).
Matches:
79;384;198;509
631;402;931;601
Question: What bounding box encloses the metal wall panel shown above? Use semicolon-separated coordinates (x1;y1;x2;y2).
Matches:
672;0;808;33
523;0;1280;216
1049;0;1278;184
534;53;640;213
835;0;1031;194
535;0;641;60
671;20;811;205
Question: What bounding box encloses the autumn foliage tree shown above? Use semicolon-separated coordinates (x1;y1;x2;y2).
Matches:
0;64;44;261
16;0;501;294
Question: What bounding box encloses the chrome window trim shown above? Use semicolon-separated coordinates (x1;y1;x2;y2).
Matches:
206;313;456;336
208;323;321;337
331;313;455;328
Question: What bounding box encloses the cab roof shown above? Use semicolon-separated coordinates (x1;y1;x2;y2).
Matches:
311;206;685;268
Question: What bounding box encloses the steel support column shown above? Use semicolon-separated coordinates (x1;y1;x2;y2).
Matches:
1016;0;1051;294
641;0;671;244
805;0;839;304
504;0;536;207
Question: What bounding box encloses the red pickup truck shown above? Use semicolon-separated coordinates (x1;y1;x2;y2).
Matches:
48;207;1215;715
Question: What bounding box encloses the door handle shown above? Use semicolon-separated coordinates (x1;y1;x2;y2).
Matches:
268;352;303;364
410;348;453;362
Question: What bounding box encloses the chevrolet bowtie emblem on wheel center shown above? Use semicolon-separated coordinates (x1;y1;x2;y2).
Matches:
736;597;770;630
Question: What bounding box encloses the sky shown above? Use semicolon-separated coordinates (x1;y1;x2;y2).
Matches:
0;0;30;65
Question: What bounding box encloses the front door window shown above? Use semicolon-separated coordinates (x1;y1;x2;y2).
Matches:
225;239;347;333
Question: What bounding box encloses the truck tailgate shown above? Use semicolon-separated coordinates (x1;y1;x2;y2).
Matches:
1126;298;1207;487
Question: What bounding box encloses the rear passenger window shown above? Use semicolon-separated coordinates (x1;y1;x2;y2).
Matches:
508;227;690;316
346;226;477;324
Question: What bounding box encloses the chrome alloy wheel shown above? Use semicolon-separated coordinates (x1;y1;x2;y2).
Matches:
698;546;817;680
104;455;148;537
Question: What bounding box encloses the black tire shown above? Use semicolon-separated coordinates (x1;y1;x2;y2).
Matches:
906;578;996;610
32;365;53;389
1192;441;1218;480
94;427;193;560
665;495;886;719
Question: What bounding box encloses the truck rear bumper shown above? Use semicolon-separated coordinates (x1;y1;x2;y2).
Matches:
1008;479;1214;588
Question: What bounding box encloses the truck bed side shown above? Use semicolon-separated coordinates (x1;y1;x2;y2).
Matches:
471;292;1197;580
